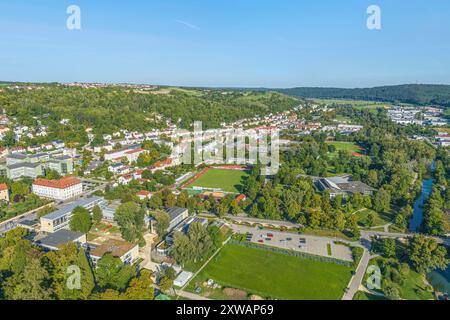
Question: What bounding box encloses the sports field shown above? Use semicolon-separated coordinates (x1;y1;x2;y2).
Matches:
327;142;364;157
188;243;353;300
187;169;249;193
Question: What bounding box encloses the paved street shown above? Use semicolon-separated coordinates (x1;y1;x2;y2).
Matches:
342;248;370;300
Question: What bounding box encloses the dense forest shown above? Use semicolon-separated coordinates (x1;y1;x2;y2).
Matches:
276;84;450;108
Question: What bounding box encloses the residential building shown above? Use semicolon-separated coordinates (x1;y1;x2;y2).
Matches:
137;190;153;200
88;239;139;266
32;176;83;201
0;183;9;203
0;162;43;180
0;152;74;179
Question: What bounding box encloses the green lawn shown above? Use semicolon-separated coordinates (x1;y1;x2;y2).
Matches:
353;291;386;300
327;141;362;154
188;243;353;300
354;209;393;228
188;169;249;193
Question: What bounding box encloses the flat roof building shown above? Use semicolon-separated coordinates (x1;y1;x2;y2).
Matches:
88;239;139;266
40;196;105;233
36;229;87;251
316;176;376;198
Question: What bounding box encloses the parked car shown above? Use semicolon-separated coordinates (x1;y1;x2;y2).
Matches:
267;233;274;238
258;240;264;243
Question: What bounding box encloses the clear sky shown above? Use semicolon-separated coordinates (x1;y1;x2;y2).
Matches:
1;0;450;87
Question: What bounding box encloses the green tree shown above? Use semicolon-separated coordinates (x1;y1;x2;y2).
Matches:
3;258;54;300
115;202;145;243
373;188;391;213
92;205;103;224
70;206;92;233
123;270;154;300
407;235;448;273
152;210;170;238
95;253;136;291
379;238;397;258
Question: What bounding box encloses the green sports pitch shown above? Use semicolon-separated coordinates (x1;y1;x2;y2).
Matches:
187;243;354;300
186;169;250;194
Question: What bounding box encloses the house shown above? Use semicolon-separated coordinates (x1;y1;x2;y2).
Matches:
0;147;9;158
88;239;139;266
118;174;133;185
108;162;126;174
234;194;246;204
36;230;87;251
32;176;83;201
52;140;65;149
0;183;9;203
40;196;106;233
94;144;113;153
125;148;145;163
316;176;376;198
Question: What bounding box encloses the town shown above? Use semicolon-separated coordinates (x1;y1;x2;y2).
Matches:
0;82;449;302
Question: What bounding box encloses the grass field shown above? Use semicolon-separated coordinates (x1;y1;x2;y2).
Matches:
354;209;393;228
188;169;249;193
353;291;386;300
327;141;365;159
188;243;353;300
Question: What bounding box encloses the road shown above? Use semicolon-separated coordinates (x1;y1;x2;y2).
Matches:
0;179;109;235
175;290;212;301
362;230;450;246
342;248;370;300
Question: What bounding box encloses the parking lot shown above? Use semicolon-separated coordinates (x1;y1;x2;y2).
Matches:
231;225;353;262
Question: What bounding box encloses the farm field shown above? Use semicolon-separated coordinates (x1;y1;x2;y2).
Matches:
187;169;249;193
187;243;353;300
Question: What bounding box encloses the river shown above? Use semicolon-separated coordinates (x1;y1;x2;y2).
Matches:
409;179;433;232
409;161;436;232
409;161;450;295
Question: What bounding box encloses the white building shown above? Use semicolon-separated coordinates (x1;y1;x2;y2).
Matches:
32;176;83;201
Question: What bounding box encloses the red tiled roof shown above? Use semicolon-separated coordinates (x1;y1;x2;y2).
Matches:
137;190;151;196
235;194;246;203
0;183;8;191
33;176;81;189
125;148;144;154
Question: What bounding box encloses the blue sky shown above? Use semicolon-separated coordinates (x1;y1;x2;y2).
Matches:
1;0;450;87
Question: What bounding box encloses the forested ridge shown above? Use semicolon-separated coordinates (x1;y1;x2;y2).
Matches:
0;85;300;133
276;84;450;107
